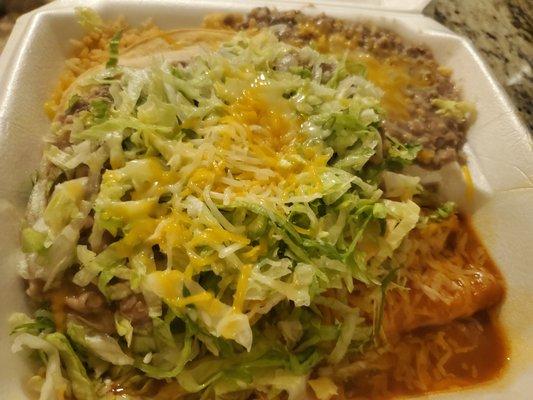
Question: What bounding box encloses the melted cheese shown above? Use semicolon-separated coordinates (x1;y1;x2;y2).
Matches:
462;165;474;203
292;22;435;121
352;53;432;121
117;218;161;255
146;269;252;350
148;270;184;300
228;85;298;152
216;84;329;202
49;288;69;332
147;270;217;311
241;237;269;263
189;228;250;248
233;263;252;313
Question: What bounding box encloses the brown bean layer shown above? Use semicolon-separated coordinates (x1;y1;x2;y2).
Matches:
208;8;472;168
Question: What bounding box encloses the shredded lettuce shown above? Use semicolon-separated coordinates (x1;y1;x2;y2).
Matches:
386;135;421;167
145;270;253;351
134;316;194;378
106;30;123;69
12;333;69;400
433;201;456;219
67;321;134;365
46;333;97;400
114;313;134;347
21;227;48;253
419;201;456;225
10;310;55;336
309;377;338;400
328;311;366;364
75;7;103;32
13;18;461;400
431;98;477;123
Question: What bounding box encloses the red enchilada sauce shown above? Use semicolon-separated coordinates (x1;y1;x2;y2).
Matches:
342;217;507;399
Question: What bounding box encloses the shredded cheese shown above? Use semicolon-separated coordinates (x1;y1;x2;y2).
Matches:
233;263;253;313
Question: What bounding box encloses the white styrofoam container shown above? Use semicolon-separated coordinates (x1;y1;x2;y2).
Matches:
0;0;531;398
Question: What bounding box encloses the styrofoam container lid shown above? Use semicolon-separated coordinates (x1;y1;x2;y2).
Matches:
17;0;435;14
0;1;531;399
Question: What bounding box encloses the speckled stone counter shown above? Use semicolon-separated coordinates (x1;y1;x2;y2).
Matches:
424;0;532;131
1;0;531;130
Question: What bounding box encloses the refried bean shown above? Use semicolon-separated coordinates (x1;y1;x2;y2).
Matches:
205;7;472;168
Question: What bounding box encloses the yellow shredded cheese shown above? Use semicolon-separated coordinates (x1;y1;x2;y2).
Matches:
462;165;474;202
233;263;252;313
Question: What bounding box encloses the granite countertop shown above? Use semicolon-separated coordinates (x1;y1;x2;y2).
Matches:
424;0;532;131
0;0;531;130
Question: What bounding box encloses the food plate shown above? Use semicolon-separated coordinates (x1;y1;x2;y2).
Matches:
0;0;531;399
